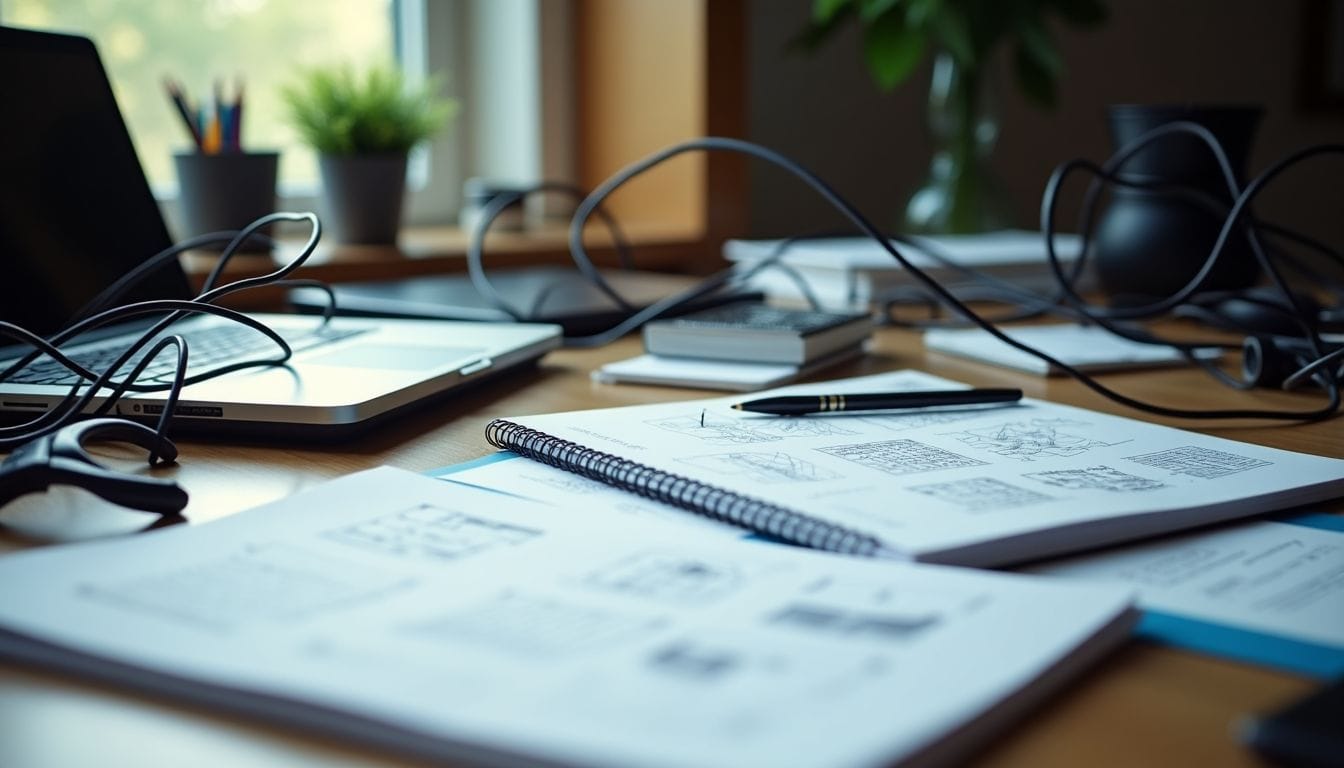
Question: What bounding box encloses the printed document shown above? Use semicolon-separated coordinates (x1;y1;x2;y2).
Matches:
0;467;1132;768
1026;518;1344;650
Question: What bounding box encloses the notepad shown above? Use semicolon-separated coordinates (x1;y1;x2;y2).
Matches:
484;370;1344;567
593;345;865;392
923;324;1221;376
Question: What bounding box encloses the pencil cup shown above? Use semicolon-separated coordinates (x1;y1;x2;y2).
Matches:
174;151;279;253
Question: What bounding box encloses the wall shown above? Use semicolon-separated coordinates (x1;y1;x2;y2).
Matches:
747;0;1344;254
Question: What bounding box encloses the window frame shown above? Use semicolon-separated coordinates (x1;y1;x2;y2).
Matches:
0;0;575;233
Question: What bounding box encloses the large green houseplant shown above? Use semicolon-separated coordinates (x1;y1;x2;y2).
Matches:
282;65;457;244
798;0;1107;234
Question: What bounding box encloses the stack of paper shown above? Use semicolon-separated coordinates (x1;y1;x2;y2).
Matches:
725;230;1087;311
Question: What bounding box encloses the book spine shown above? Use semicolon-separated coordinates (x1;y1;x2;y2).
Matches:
484;419;884;557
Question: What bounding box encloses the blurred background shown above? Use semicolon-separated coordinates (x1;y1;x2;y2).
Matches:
3;0;1340;254
747;0;1344;247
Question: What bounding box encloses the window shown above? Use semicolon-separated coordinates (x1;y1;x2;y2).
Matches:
1;0;570;232
3;0;399;193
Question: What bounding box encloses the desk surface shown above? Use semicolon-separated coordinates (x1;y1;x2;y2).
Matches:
1;326;1338;768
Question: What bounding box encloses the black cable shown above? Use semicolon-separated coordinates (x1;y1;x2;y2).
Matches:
560;233;849;348
72;230;280;324
466;182;636;320
1041;125;1342;406
567;136;1339;422
0;212;331;461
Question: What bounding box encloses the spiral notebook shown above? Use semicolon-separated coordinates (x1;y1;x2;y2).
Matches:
485;370;1344;567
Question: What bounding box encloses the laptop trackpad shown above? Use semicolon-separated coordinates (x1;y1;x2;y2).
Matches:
303;344;485;371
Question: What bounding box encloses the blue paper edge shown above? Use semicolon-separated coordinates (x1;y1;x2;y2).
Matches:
1277;511;1344;532
427;451;519;478
1137;612;1344;679
1134;513;1344;679
428;455;1344;676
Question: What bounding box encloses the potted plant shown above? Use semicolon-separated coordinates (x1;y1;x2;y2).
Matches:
282;64;457;244
796;0;1107;234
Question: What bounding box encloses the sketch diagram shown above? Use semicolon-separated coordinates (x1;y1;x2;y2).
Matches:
323;504;540;561
648;414;780;445
648;412;858;445
1124;445;1272;479
678;452;841;483
647;640;743;680
855;409;992;432
583;551;746;604
1025;465;1166;492
944;418;1126;461
767;602;940;642
740;417;860;440
907;477;1054;512
408;591;661;657
817;439;987;476
81;544;404;629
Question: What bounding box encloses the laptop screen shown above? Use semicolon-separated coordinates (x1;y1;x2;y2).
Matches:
0;26;190;341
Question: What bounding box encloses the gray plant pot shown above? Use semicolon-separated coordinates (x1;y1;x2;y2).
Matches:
174;151;279;252
318;153;409;244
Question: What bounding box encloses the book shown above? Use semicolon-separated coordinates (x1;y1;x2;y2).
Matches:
724;231;1088;311
0;466;1136;768
484;369;1344;567
923;324;1223;376
593;345;865;392
642;303;873;365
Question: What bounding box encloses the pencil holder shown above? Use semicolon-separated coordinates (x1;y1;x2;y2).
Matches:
174;151;279;252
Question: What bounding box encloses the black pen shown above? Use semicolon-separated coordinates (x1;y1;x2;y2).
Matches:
731;388;1023;415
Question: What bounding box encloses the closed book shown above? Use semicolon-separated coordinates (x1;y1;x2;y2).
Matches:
642;303;873;364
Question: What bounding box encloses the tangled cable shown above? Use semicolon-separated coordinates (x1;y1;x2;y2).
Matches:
471;134;1340;422
0;212;332;463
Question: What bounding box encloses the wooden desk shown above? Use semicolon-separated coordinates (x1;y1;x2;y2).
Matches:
0;326;1338;767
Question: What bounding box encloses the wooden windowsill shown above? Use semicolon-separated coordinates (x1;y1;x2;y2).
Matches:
181;219;714;299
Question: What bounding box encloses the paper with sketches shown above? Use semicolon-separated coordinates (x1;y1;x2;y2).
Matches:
0;467;1132;768
494;370;1344;566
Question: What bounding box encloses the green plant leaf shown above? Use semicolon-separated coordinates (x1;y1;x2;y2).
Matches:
812;0;853;24
1015;16;1063;79
903;0;941;28
858;0;902;23
863;9;926;89
929;6;975;67
281;64;458;154
1014;43;1057;109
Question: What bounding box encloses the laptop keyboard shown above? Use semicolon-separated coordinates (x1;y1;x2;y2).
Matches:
3;323;366;386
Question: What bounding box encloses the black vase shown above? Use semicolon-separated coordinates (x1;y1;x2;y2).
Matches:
1091;104;1264;305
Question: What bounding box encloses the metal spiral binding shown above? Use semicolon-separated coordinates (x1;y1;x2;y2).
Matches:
484;418;884;557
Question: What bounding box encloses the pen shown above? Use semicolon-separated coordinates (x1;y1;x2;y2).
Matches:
163;77;203;150
731;388;1023;415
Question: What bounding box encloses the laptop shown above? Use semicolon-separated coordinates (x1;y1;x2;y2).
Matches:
290;268;762;335
0;26;561;437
